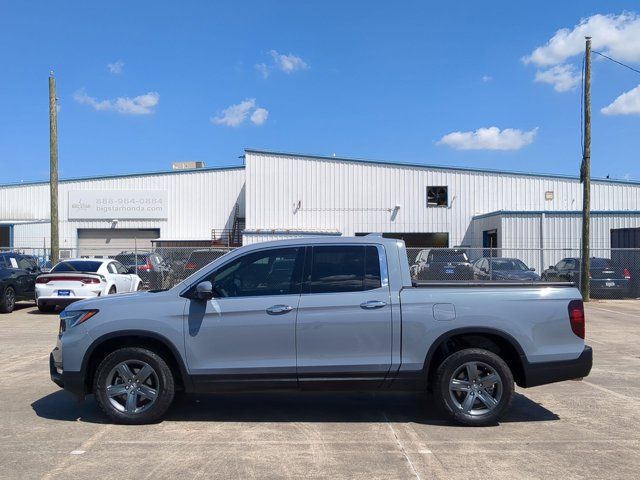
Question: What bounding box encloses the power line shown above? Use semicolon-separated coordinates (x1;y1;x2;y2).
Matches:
593;50;640;75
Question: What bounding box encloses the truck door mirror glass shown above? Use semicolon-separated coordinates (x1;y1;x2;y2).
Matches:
194;281;214;300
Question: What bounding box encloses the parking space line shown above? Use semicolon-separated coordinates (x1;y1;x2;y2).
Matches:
382;412;422;480
587;306;640;318
581;380;637;401
41;426;112;480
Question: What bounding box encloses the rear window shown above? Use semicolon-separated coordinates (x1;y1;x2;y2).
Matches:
115;254;149;266
591;258;614;269
52;260;103;273
428;251;468;262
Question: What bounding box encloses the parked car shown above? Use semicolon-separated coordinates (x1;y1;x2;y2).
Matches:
114;251;172;289
50;236;591;426
541;257;631;297
473;257;541;281
0;253;41;313
409;249;430;278
35;258;143;312
182;248;231;276
417;248;474;280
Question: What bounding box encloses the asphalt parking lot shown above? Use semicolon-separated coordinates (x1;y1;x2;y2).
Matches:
1;301;639;479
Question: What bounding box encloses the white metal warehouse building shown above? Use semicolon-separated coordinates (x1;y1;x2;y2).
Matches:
1;148;640;271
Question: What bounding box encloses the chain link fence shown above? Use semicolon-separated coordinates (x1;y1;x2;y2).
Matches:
3;244;639;299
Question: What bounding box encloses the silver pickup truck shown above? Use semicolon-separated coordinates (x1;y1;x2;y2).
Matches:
50;235;592;426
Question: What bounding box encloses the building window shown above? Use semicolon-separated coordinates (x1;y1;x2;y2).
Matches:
426;186;448;207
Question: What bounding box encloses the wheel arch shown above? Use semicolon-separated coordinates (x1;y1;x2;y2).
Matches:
81;330;191;395
423;327;526;388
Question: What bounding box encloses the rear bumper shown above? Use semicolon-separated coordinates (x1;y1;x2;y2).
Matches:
38;297;85;308
50;350;85;398
521;345;592;388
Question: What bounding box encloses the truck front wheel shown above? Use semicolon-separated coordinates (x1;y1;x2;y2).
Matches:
94;347;175;424
434;348;514;426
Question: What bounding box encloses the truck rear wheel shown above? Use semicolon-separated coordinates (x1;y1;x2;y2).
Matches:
94;347;175;425
434;348;514;426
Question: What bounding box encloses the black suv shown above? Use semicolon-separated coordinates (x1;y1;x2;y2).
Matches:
0;253;41;313
113;252;171;289
416;248;474;281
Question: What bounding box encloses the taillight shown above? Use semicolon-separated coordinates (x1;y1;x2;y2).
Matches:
80;277;100;284
136;261;153;271
185;262;197;270
624;268;631;279
36;277;49;284
568;299;585;339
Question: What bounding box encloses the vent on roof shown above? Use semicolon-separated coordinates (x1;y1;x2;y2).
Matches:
172;161;205;170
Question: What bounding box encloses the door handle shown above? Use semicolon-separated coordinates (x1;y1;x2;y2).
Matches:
266;304;294;315
360;300;387;310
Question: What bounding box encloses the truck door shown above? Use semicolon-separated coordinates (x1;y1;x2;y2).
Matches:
183;246;305;386
296;245;392;385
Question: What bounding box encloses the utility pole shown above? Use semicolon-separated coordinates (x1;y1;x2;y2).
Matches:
49;72;59;266
580;37;591;301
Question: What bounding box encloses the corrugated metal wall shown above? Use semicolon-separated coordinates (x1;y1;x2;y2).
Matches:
2;168;245;248
245;151;640;246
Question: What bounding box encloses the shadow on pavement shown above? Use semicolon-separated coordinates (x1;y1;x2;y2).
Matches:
32;390;558;425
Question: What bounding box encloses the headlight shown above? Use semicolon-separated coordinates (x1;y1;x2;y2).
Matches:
60;309;99;329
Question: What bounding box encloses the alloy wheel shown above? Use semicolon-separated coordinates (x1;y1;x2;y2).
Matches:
449;361;503;416
5;288;15;311
105;360;159;414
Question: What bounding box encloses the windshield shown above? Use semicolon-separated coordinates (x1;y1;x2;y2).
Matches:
490;259;528;271
51;260;102;273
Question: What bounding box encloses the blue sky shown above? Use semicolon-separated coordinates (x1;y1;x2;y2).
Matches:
2;1;640;184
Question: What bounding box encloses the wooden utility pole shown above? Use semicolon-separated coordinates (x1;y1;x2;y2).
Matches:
580;37;591;301
49;72;59;265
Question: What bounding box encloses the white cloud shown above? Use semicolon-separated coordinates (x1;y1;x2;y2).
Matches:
481;75;493;82
523;13;640;67
211;98;269;127
601;84;640;115
255;50;308;77
437;126;538;151
107;60;124;75
269;50;308;73
255;63;271;78
523;13;640;93
73;89;159;115
534;64;581;92
250;107;269;125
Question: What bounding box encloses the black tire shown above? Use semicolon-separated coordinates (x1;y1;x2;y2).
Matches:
0;286;16;313
38;304;56;313
94;347;175;425
434;348;514;427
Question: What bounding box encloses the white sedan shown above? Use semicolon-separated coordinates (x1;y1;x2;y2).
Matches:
35;258;142;312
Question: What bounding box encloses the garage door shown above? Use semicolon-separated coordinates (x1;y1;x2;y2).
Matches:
77;229;160;257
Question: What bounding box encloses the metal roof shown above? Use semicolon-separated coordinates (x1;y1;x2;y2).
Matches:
472;210;640;220
245;148;640;186
0;165;245;189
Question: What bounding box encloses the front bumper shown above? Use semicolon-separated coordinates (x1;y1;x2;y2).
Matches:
521;345;593;388
50;350;85;398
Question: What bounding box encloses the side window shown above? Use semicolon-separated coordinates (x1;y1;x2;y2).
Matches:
117;262;129;274
107;263;118;274
17;256;32;270
364;246;382;290
0;255;6;267
207;247;304;298
309;245;381;294
556;260;566;270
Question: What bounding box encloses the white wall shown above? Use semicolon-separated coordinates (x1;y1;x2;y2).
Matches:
245;150;640;246
1;167;245;249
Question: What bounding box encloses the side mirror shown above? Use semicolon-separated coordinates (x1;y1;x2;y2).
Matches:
548;266;555;270
194;281;214;301
530;268;536;272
